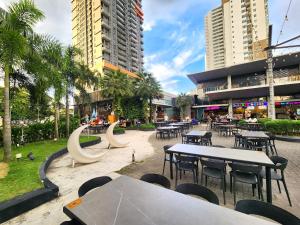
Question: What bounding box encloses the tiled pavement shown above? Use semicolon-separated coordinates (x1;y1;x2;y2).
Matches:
119;125;300;217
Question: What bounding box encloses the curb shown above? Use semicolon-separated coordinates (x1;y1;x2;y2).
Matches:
0;137;101;223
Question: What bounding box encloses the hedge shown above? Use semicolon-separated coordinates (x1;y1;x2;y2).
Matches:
260;119;300;136
0;116;80;146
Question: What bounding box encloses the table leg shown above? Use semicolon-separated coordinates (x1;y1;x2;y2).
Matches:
265;139;269;156
169;152;173;179
266;166;272;203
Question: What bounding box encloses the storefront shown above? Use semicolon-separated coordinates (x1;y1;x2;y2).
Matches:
275;100;300;119
232;98;268;119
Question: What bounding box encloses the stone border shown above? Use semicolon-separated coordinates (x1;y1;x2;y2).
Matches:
0;137;101;223
276;135;300;143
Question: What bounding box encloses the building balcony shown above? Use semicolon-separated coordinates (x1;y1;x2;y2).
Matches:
102;32;110;41
204;80;300;101
101;20;110;29
101;7;110;17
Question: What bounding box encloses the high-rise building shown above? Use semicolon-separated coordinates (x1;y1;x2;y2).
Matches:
71;0;144;77
205;0;269;71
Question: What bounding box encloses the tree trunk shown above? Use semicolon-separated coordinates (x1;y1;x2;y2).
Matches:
3;65;12;162
149;98;153;123
65;88;70;137
54;103;59;140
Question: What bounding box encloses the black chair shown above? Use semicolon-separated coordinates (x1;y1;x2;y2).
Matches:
140;173;171;189
186;136;201;145
235;200;300;225
233;133;243;148
60;220;81;225
162;145;174;175
260;156;292;206
229;162;263;205
78;176;112;197
181;134;187;144
175;183;219;205
267;133;278;156
201;132;212;146
175;155;199;186
200;159;227;204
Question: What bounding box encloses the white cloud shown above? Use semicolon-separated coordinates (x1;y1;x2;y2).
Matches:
0;0;71;45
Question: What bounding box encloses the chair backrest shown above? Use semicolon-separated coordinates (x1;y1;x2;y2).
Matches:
175;155;198;164
230;162;262;174
140;173;171;189
270;156;288;171
205;132;212;138
78;176;112;197
175;183;219;205
163;145;173;151
235;200;300;225
200;158;226;170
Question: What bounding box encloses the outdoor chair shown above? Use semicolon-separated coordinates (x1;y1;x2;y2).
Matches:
200;159;227;204
155;129;162;139
60;220;81;225
78;176;112;197
260;156;292;206
229;162;263;205
201;132;212;146
235;200;300;225
233;133;243;148
182;134;187;144
140;173;171;189
175;155;199;186
175;183;219;205
162;145;174;175
186;136;201;145
266;133;278;156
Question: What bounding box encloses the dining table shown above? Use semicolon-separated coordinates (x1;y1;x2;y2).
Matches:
167;144;274;203
63;176;277;225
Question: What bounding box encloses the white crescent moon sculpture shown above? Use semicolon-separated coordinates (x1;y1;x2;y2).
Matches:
106;121;129;149
67;124;104;164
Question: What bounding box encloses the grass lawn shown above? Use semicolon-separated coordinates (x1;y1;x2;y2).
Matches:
0;136;98;202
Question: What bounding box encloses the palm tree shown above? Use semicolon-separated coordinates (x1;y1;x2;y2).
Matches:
176;93;193;120
0;0;44;161
135;72;163;122
99;70;133;117
62;46;98;137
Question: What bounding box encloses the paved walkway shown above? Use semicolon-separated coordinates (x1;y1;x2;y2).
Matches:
4;130;155;225
119;125;300;218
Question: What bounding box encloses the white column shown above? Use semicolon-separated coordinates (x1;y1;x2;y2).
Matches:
227;75;232;89
228;98;233;118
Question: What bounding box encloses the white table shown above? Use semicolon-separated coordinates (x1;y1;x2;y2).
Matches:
186;130;207;137
167;144;274;203
64;176;276;225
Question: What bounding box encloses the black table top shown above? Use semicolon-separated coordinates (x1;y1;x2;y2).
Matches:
64;176;276;225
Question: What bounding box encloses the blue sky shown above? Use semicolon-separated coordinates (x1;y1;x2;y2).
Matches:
142;0;300;94
0;0;299;95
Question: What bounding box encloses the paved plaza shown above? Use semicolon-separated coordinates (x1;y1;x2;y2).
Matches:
3;126;300;224
119;125;300;218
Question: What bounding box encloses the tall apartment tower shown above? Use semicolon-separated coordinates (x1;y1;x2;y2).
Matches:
71;0;144;77
205;0;269;71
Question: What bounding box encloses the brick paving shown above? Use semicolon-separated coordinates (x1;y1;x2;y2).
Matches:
119;125;300;217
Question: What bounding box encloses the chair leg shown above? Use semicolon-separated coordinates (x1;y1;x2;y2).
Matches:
175;168;178;186
233;176;236;205
276;180;281;193
162;159;166;175
273;144;278;156
282;177;292;206
222;177;226;205
252;184;255;197
230;174;232;193
205;175;208;186
257;178;264;201
192;171;196;184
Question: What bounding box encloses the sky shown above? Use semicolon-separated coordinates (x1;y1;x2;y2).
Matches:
0;0;299;95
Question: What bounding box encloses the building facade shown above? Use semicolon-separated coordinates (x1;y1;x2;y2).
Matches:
189;52;300;120
71;0;144;76
205;0;269;71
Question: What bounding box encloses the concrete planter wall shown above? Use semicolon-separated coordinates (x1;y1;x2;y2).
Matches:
0;138;101;223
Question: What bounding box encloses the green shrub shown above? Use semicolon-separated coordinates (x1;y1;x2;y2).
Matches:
140;123;155;130
0;116;80;146
113;127;125;134
261;119;300;136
